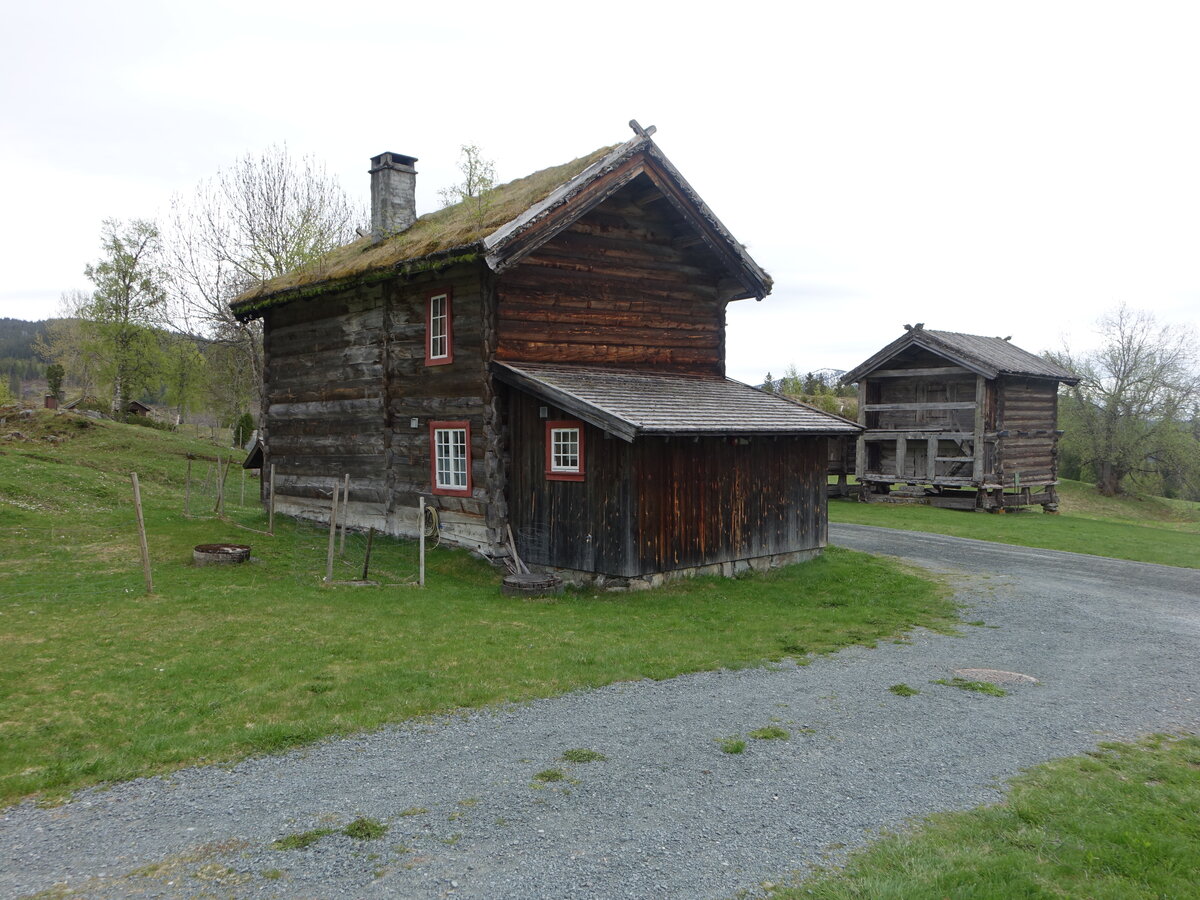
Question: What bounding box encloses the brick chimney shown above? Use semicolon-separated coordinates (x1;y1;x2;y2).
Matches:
369;152;418;239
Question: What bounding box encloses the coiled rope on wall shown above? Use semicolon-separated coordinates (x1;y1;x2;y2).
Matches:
422;504;441;548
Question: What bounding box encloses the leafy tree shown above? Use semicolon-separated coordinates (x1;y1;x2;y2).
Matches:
232;412;255;447
1049;305;1199;496
45;364;64;400
83;219;169;413
34;291;105;401
6;370;19;401
160;333;206;425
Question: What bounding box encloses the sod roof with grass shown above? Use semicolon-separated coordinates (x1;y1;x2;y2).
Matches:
230;146;617;317
231;128;773;319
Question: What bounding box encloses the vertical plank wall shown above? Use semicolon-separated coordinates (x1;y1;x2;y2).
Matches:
506;390;828;577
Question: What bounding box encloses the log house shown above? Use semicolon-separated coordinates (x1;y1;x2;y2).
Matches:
232;124;859;583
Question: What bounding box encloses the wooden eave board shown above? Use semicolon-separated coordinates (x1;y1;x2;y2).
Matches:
841;333;997;385
484;138;771;301
492;362;862;442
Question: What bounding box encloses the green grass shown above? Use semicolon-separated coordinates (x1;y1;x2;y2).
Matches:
888;683;920;697
776;733;1200;899
343;817;387;840
561;748;607;763
749;725;790;740
933;677;1007;697
0;411;953;806
719;737;747;754
534;768;565;783
271;828;332;851
829;479;1200;568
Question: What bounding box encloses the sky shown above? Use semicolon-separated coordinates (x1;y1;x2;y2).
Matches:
2;0;1199;384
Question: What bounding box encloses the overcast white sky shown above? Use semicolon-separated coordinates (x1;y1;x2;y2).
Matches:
2;0;1198;383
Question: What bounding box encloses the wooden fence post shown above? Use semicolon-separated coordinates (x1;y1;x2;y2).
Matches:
339;473;350;555
419;495;426;588
131;473;153;594
268;463;276;535
324;483;340;583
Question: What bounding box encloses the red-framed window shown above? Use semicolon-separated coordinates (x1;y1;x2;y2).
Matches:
545;420;585;481
425;289;453;365
430;420;471;496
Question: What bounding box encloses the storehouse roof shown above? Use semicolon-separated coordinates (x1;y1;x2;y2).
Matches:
492;362;861;443
840;325;1080;384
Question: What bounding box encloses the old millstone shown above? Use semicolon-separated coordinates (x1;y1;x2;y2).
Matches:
193;543;251;566
501;572;564;597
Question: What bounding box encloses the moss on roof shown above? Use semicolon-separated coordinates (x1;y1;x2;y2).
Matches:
231;146;617;312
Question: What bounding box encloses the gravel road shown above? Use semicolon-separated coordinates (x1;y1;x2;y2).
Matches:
3;525;1198;899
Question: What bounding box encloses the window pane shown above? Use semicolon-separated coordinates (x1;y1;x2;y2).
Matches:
435;428;467;489
429;294;448;359
551;427;579;471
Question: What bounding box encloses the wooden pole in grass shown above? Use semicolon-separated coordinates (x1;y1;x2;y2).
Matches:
130;472;153;594
214;455;227;515
361;527;375;581
268;463;276;535
339;473;350;555
324;482;340;583
418;495;426;588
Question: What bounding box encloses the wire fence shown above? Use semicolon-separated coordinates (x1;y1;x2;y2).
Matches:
3;463;431;603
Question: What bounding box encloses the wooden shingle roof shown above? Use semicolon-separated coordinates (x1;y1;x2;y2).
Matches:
841;326;1080;384
493;362;861;442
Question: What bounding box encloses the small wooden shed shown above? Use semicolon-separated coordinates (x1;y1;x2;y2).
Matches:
840;325;1079;511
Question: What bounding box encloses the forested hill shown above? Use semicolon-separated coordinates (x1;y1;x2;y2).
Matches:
0;317;53;360
0;318;57;387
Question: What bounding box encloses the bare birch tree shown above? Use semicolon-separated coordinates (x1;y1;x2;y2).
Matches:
1049;305;1199;495
165;145;361;412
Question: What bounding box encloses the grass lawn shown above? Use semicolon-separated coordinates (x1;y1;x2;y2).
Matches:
0;411;955;806
829;480;1200;569
776;733;1200;899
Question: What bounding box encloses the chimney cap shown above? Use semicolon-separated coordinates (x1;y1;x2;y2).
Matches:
370;151;418;172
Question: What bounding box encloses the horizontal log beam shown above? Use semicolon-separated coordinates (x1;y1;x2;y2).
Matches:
864;402;978;412
867;366;972;378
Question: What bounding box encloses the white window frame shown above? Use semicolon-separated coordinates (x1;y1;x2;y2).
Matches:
428;292;450;362
432;424;469;494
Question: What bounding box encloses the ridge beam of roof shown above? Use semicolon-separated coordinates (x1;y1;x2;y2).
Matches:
490;363;638;442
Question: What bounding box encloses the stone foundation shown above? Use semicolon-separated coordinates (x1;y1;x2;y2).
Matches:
541;547;825;592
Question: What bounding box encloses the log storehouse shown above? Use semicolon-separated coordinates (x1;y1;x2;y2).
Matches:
840;324;1080;511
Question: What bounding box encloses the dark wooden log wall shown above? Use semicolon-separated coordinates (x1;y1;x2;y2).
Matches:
262;261;508;553
496;177;728;375
995;376;1061;486
506;390;827;577
263;286;389;526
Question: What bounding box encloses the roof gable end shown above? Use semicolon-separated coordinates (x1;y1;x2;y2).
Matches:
842;327;1079;384
484;136;772;301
